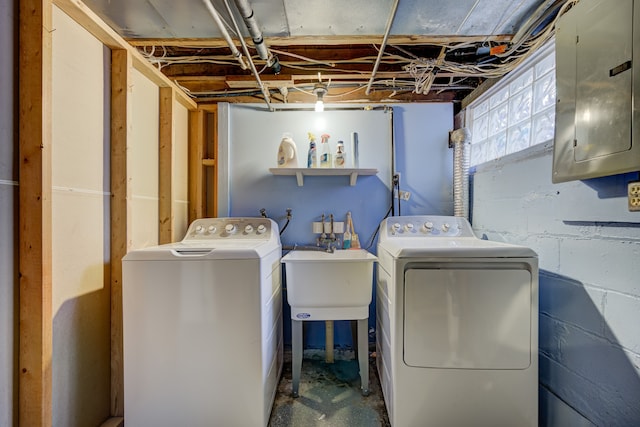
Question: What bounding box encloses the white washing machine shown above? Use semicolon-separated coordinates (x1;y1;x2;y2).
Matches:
122;217;282;427
376;215;538;427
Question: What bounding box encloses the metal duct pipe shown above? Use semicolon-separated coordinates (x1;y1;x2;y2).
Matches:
233;0;280;72
202;0;247;70
450;128;471;219
365;0;400;95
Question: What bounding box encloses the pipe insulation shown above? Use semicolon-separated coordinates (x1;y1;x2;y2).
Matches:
450;128;471;219
202;0;247;70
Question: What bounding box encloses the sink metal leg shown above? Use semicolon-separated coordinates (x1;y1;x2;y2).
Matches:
357;318;369;396
292;319;303;397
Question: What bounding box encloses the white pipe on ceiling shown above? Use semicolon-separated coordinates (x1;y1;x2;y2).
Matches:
223;0;273;111
233;0;271;64
365;0;400;96
202;0;247;70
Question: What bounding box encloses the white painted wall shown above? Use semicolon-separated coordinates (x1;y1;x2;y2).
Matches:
471;145;640;426
0;0;16;425
51;7;110;426
130;69;160;249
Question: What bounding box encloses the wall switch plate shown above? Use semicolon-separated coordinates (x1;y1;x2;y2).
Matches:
629;181;640;211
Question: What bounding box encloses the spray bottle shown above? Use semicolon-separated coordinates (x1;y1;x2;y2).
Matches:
319;133;332;168
307;132;317;168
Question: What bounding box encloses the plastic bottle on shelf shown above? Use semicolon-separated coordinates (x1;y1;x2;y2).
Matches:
307;132;318;168
277;132;299;168
334;140;346;168
319;133;332;168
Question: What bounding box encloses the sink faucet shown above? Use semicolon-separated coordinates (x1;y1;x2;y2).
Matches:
317;213;338;252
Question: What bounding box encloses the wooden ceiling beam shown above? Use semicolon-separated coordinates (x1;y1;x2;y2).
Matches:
126;34;513;48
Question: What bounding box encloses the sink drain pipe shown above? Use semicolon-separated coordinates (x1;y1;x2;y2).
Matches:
450;128;471;219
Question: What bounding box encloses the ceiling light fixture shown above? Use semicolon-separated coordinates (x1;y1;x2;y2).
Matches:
313;83;327;112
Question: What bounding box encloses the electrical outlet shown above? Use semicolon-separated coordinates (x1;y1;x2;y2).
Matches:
396;190;411;201
629;181;640;212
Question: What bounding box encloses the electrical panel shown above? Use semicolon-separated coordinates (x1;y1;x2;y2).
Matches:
553;0;640;182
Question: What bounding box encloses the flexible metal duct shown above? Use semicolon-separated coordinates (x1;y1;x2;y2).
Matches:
450;128;471;219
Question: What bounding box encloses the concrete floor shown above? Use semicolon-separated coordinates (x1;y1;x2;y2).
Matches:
269;349;390;427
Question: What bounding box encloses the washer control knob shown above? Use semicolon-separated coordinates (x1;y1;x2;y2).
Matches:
424;221;434;232
195;225;205;234
392;223;401;232
404;223;414;232
257;224;267;234
207;225;217;234
244;225;254;234
225;224;237;234
442;223;450;232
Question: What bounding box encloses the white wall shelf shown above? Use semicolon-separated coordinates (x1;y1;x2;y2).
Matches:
269;167;378;186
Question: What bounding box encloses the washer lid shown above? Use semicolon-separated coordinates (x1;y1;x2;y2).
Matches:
123;240;280;261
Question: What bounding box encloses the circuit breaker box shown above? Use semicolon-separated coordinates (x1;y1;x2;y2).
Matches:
553;0;640;182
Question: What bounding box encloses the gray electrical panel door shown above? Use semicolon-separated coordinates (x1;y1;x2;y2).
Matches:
553;0;640;182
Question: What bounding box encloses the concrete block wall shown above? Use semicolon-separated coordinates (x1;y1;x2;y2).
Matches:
471;146;640;426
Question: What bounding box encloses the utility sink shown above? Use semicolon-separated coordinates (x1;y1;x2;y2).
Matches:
282;249;377;320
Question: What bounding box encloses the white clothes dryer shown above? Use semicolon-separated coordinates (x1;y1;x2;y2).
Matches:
376;215;538;427
122;217;282;427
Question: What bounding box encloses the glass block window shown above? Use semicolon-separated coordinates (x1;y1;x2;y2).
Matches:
467;41;556;166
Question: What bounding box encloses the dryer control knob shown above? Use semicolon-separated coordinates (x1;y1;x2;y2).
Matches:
404;223;414;232
257;224;267;234
244;225;254;233
392;223;401;232
207;225;217;234
195;225;205;234
442;223;450;232
423;221;434;232
225;224;237;234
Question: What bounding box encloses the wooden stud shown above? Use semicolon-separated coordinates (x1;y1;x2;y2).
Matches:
188;109;205;222
126;34;513;48
159;87;174;244
109;48;132;418
19;0;53;426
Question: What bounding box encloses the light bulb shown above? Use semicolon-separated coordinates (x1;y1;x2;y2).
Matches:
315;99;324;112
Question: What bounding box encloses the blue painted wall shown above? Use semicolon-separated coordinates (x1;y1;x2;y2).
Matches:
218;102;453;348
471;145;640;426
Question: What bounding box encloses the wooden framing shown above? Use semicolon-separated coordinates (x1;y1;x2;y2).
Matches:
126;34;513;48
16;2;197;426
188;110;205;222
109;49;132;419
18;0;53;426
200;105;218;218
159;87;175;244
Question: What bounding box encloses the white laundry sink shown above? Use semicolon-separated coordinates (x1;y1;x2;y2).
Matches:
282;249;377;320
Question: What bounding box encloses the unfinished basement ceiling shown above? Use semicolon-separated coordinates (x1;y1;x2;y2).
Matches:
83;0;572;106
